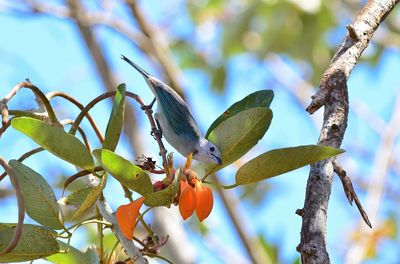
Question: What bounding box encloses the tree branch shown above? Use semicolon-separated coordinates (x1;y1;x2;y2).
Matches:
297;0;399;263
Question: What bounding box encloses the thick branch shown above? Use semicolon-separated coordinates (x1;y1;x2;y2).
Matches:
298;1;399;263
306;0;399;114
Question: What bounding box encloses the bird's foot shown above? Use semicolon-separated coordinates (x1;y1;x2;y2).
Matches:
141;97;156;111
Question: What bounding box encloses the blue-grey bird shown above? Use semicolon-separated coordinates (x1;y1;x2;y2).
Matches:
121;55;222;165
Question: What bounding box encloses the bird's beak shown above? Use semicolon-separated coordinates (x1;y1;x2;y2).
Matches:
212;154;222;165
121;55;151;79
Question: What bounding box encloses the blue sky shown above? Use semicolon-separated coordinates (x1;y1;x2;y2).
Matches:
1;3;399;264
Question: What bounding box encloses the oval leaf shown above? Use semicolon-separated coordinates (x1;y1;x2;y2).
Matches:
46;241;99;264
9;160;64;230
206;90;274;138
144;170;180;207
93;149;153;195
11;117;94;170
103;84;126;151
236;145;345;185
205;107;272;175
0;224;59;262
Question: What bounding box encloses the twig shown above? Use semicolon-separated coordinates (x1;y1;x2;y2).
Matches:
332;159;371;228
1;81;59;125
63;166;104;190
47;91;104;143
0;157;25;254
344;93;400;264
96;199;147;264
0;147;44;183
306;0;400;114
298;1;399;263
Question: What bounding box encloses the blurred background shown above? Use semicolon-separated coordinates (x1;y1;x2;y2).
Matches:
0;0;400;263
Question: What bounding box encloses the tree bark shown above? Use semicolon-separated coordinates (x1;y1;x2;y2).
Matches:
297;1;399;263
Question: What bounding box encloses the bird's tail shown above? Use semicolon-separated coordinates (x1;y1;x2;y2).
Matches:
120;55;150;78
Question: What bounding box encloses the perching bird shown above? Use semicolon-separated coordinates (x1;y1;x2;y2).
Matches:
121;55;222;165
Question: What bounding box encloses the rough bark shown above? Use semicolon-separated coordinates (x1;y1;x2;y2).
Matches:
297;1;399;263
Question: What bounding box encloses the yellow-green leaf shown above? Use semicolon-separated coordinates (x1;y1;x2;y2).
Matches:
206;90;274;138
11;117;94;171
93;149;153;195
0;224;59;262
144;169;181;207
103;84;126;151
205;107;272;176
71;175;106;220
9;160;64;230
236;145;345;185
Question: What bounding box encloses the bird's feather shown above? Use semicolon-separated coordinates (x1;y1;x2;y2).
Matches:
154;83;201;143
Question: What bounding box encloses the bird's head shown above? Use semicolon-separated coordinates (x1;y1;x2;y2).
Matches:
194;139;222;165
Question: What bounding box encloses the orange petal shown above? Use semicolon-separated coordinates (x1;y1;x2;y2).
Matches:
194;180;213;222
178;181;196;220
116;196;145;240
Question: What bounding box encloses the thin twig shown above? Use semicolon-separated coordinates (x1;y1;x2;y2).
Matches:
1;81;59;125
0;157;25;254
47;91;104;143
332;159;372;228
0;147;44;182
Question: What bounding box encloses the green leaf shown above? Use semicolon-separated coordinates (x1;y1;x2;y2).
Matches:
93;149;153;195
72;175;106;220
103;84;126;151
46;241;99;264
144;169;180;207
11;117;94;171
205;107;272;175
236;145;345;185
9;160;64;230
0;224;59;262
206;90;274;138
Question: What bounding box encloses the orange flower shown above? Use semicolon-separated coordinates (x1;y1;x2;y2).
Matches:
193;179;213;222
178;178;214;222
178;180;197;220
116;196;145;240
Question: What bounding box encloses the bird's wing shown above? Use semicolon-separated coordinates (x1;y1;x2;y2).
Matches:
154;84;201;141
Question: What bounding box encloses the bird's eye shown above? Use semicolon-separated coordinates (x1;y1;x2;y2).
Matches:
210;147;215;152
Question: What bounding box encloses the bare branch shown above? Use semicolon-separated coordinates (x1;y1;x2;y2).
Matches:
306;0;399;114
0;157;25;254
298;1;399;263
332;159;372;228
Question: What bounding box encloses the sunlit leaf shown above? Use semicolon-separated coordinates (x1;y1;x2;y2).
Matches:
93;149;153;195
144;169;180;207
0;224;59;262
9;160;64;230
236;145;344;185
11;117;94;170
206;90;274;138
46;241;99;264
205;107;272;176
103;84;126;151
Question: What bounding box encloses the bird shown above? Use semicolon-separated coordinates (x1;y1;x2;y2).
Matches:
121;55;222;165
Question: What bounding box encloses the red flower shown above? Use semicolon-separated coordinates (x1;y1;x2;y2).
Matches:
116;196;145;240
